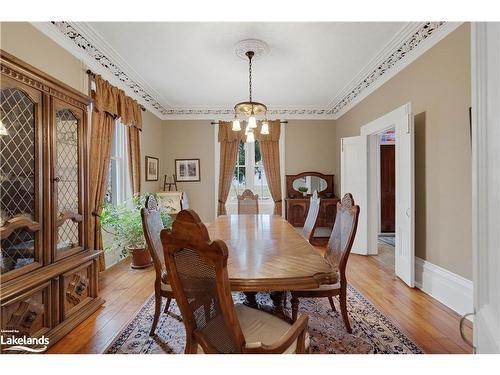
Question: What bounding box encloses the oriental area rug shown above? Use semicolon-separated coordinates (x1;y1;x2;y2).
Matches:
106;285;423;354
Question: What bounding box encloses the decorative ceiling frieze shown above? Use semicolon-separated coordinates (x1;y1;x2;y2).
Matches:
331;21;445;116
50;21;170;116
45;21;455;120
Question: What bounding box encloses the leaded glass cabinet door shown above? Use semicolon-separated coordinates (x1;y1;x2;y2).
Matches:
0;77;44;282
51;99;86;261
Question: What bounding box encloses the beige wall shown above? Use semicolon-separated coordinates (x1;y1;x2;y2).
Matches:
285;119;337;185
1;22;88;95
161;121;215;223
140;110;166;193
334;24;472;279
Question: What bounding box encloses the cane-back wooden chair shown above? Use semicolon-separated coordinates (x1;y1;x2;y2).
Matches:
301;191;321;243
161;209;310;354
141;195;176;336
291;193;359;333
237;189;259;215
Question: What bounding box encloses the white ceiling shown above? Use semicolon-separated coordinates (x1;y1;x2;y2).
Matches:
86;22;405;109
37;21;456;119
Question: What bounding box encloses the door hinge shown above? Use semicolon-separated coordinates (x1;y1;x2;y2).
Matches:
341;138;344;152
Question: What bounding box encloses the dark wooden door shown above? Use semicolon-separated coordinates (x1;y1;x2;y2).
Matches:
380;145;395;233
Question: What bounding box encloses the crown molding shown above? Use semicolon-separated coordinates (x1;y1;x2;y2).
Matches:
331;21;463;119
31;21;461;121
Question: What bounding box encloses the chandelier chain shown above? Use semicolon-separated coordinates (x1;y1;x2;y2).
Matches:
248;54;252;102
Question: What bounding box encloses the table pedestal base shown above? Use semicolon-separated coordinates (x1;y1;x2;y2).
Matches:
242;291;292;323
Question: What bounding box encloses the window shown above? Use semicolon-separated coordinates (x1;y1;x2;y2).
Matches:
104;121;132;206
226;140;272;214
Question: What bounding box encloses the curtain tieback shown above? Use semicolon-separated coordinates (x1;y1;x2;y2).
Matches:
91;211;102;218
217;200;225;204
274;200;282;203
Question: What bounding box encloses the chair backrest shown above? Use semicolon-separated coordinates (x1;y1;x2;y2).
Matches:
237;189;259;215
141;195;167;284
161;209;246;353
324;193;360;278
302;191;320;243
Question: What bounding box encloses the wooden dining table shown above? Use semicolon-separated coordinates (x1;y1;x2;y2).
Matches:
207;214;338;319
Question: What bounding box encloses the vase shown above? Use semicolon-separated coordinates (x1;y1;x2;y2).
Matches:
129;247;153;269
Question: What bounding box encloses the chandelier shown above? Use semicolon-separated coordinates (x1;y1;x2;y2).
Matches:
232;50;269;141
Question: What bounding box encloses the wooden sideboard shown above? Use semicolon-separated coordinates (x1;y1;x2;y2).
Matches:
284;172;339;229
285;197;340;228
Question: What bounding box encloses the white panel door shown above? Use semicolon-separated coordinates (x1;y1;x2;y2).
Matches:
395;112;415;287
341;136;367;255
472;22;500;353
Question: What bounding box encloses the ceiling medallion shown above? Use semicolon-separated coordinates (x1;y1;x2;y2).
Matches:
231;47;269;140
234;39;269;60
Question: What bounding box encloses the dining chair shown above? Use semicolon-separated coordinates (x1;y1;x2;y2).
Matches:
290;193;360;333
161;209;310;354
301;190;321;243
141;195;176;336
237;189;259;215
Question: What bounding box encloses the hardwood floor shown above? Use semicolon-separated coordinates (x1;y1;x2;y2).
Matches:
47;252;473;354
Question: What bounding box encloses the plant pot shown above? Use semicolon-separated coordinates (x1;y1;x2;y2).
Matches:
129;247;153;269
302;192;308;197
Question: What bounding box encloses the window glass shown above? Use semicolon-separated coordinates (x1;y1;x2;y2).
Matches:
226;140;272;214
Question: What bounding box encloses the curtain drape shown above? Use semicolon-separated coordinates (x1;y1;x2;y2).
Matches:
88;110;115;271
89;75;143;270
127;126;141;194
217;121;240;216
259;120;282;215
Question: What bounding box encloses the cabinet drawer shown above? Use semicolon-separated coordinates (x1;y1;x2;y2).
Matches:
60;261;96;320
1;281;53;340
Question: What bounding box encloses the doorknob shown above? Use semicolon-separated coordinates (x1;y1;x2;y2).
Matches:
53;177;60;182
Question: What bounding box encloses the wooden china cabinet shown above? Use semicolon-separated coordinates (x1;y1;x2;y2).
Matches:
0;51;103;349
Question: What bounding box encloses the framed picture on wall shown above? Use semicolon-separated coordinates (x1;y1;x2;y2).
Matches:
145;156;159;181
175;158;200;182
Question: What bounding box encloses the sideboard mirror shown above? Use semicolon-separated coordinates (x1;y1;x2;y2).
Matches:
286;172;335;199
292;175;328;195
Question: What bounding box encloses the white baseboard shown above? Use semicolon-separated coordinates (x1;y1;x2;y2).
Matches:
415;257;473;320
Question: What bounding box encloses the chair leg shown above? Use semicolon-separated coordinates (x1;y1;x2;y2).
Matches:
185;335;197;354
150;292;161;336
339;287;352;333
163;297;172;314
328;296;337;312
291;296;299;323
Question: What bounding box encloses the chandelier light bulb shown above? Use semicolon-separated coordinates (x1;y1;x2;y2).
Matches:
248;115;257;129
232;119;241;131
260;120;269;135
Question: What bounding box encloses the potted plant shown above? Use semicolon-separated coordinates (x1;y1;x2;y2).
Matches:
100;193;174;269
298;186;309;197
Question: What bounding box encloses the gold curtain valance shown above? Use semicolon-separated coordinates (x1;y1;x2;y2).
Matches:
92;75;143;130
218;120;281;143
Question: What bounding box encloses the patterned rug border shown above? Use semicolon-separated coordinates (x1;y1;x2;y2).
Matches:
345;286;423;353
105;284;423;354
